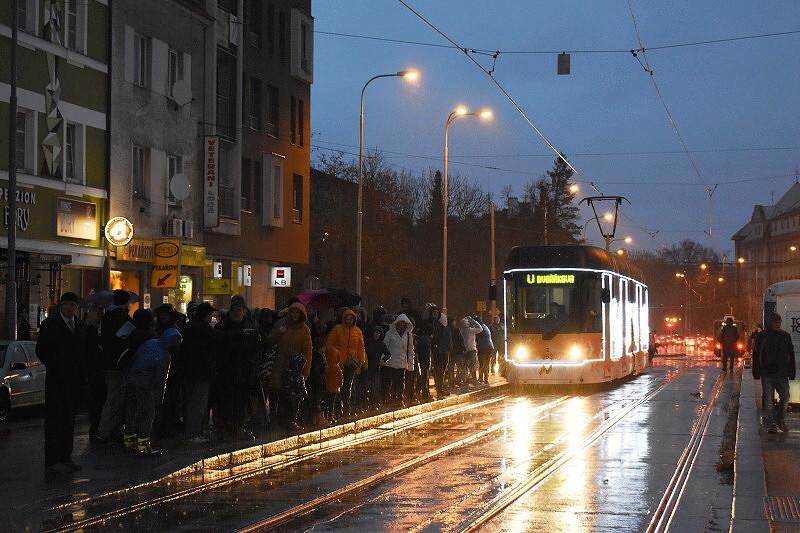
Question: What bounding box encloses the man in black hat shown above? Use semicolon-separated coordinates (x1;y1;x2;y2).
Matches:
36;292;87;477
97;289;132;442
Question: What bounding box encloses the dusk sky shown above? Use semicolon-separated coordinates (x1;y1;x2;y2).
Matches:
310;1;800;256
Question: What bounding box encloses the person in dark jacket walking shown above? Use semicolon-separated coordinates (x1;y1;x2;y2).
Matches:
176;302;216;442
428;307;451;398
753;313;796;433
448;318;466;388
96;290;132;442
364;328;390;408
717;317;740;372
36;292;86;476
476;318;495;384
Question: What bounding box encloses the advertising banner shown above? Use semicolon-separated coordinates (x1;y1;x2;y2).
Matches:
203;137;219;228
151;239;181;288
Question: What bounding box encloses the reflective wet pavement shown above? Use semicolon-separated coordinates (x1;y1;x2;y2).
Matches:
38;355;737;532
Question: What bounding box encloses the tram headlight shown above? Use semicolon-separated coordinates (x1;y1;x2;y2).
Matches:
569;344;584;361
513;345;530;361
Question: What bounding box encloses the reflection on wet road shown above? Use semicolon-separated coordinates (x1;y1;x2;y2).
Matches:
62;355;730;532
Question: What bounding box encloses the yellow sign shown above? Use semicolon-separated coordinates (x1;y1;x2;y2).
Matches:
181;245;207;267
116;239;154;262
526;273;576;285
151;239;181;288
204;278;231;295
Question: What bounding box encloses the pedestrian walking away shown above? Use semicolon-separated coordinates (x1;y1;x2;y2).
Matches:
476;317;494;384
752;313;796;433
175;302;217;442
36;292;87;477
96;289;133;443
460;316;483;384
717;317;740;372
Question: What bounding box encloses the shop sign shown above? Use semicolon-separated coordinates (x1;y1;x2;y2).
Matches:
204;277;231;295
270;266;291;287
116;239;154;262
243;264;252;286
204;137;219;228
34;253;73;264
213;261;223;279
151;239;181;288
1;186;37;232
104;216;135;246
181;245;207;267
57;197;97;240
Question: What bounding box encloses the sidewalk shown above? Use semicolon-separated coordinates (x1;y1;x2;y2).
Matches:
732;373;800;532
0;376;506;531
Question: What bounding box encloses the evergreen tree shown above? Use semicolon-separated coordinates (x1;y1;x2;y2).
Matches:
545;154;581;240
428;170;444;225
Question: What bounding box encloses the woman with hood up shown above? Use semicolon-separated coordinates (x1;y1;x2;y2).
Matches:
381;314;415;407
325;309;366;417
267;302;313;430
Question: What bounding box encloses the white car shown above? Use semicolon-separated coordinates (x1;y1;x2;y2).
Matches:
0;340;46;422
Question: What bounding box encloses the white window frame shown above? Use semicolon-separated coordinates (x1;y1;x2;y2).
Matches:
16;0;38;35
15;108;36;174
289;9;313;83
63;122;84;184
64;0;87;54
261;154;284;228
167;154;183;205
168;48;183;98
133;33;150;88
132;144;150;199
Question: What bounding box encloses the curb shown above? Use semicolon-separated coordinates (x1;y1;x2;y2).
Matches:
165;382;509;480
730;372;770;532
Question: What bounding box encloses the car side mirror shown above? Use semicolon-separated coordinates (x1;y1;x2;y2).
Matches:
601;289;611;304
10;362;27;371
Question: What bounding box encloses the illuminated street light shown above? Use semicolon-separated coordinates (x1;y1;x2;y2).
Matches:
718;276;725;283
616;248;625;256
700;263;708;270
603;212;614;223
737;257;746;264
357;69;421;295
569;184;580;194
791;245;798;252
624;236;633;244
443;105;493;313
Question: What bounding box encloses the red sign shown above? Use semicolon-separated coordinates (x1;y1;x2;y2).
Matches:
204;137;219;228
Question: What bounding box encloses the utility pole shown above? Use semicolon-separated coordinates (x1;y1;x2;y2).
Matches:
6;0;19;340
489;200;497;317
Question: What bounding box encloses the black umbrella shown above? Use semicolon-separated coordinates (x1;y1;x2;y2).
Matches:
83;289;141;307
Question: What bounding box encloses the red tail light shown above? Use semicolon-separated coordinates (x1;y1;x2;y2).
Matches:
715;343;721;350
737;342;744;350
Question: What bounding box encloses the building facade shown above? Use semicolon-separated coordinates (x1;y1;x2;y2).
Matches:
732;181;800;325
1;0;110;334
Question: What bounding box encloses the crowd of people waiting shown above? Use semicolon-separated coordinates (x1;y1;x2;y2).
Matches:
35;291;505;478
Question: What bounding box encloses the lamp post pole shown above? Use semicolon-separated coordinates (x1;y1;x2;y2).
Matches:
356;70;417;296
6;0;19;340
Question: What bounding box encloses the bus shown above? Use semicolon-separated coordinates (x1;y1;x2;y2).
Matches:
503;245;650;384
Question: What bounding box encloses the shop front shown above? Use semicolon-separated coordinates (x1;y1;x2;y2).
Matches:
203;258;277;310
0;184;105;334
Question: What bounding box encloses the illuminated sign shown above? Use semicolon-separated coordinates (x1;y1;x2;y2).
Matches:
526;273;575;285
271;266;291;287
204;137;219;228
104;216;134;246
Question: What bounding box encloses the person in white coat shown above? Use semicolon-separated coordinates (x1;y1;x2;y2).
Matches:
382;314;415;406
460;317;483;383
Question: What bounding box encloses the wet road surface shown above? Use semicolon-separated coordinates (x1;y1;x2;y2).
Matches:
46;355;735;532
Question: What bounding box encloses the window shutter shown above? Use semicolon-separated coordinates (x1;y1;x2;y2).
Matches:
182;52;192;85
124;25;135;83
151;37;169;95
261;154;284;228
150;149;167;204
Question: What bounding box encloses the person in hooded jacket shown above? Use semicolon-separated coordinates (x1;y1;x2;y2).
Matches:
460;316;483;384
448;318;466;387
214;295;261;440
364;328;390;408
427;307;451;398
154;304;182;437
326;309;367;417
176;302;217;442
382;314;415;407
124;322;182;456
476;318;495;384
267;302;313;430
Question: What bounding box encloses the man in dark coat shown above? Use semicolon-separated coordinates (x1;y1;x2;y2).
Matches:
753;313;796;433
96;289;132;441
717;317;740;372
176;302;217;442
36;292;86;476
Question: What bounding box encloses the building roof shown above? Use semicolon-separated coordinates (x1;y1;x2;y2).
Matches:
732;182;800;242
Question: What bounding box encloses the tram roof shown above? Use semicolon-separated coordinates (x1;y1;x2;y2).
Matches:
504;245;645;281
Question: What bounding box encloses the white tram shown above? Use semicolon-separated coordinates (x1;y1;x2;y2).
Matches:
503;245;650;384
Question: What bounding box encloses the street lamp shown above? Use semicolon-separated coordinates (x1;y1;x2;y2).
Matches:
356;69;419;295
442;105;492;313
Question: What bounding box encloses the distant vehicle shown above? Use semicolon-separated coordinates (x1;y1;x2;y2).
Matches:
713;316;747;358
0;340;46;422
502;245;649;385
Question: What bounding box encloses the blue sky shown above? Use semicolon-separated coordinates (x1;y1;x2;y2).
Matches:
310;1;800;255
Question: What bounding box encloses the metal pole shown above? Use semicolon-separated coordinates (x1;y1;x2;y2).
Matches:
6;0;19;340
489;200;496;316
443;115;451;314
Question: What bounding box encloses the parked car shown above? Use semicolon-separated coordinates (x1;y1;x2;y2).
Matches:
0;340;46;422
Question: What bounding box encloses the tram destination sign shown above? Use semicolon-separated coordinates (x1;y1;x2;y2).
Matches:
526;273;576;285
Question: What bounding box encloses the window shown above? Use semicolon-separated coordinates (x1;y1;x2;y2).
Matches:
14;108;37;173
64;0;86;52
272;161;282;220
266;4;275;54
266;85;279;137
16;0;36;33
245;76;262;130
298;99;305;146
241;158;252;212
167;154;183;204
216;46;237;140
246;0;262;48
218;0;237;15
300;21;310;74
64;122;83;183
290;9;313;82
292;174;303;223
132;145;150;199
278;11;287;63
134;33;150;88
290;96;296;144
261;155;284;228
168;48;184;98
15;111;27;172
253;160;262;215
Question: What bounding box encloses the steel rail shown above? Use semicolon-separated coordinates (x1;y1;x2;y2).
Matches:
44;394;510;533
646;373;726;533
458;371;683;532
235;395;573;533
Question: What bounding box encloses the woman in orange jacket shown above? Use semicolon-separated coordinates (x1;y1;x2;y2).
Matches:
325;309;367;417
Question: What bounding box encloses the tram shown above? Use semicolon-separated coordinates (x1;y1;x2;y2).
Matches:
503;245;650;384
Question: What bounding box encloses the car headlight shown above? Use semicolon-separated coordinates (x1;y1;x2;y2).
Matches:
513;345;530;361
569;343;584;361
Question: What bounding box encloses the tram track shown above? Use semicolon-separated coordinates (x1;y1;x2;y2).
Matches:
43;394;510;533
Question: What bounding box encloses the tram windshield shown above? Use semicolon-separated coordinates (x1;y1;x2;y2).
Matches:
506;271;602;335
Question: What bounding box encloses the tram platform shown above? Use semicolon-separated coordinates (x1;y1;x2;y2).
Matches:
0;376;506;530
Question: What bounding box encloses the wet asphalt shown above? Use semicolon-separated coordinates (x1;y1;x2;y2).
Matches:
41;354;735;532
